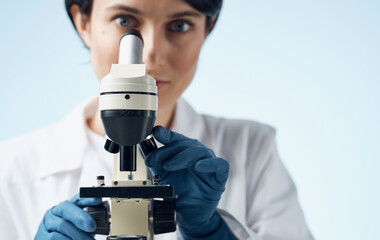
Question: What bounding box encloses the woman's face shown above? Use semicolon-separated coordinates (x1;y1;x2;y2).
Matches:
78;0;209;112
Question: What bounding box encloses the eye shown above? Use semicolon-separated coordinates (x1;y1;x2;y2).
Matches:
168;20;192;33
114;16;136;27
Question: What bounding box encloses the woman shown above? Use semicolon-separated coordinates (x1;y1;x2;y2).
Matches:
0;0;314;239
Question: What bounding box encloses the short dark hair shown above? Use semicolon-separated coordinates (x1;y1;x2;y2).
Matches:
65;0;223;32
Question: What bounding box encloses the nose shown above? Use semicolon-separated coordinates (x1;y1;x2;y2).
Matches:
141;27;168;69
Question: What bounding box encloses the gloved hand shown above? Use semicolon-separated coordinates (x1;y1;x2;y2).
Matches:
145;126;237;239
35;194;101;240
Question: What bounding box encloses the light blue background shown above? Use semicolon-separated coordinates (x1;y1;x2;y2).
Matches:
1;0;379;239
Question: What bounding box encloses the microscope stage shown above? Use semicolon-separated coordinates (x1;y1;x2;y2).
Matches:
80;185;175;199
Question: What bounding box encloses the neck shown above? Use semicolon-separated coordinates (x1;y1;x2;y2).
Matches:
87;102;177;136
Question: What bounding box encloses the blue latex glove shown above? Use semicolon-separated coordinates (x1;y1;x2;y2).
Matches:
145;126;237;239
35;194;101;240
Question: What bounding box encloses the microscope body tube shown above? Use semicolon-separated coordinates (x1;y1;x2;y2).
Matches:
99;29;157;167
119;30;143;64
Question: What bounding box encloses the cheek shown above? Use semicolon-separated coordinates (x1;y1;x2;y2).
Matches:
170;38;203;88
157;37;203;109
91;28;120;80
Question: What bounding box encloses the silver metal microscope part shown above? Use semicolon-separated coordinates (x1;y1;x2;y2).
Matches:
119;32;143;64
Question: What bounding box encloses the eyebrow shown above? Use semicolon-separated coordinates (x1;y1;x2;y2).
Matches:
106;5;202;19
168;11;202;19
106;5;143;15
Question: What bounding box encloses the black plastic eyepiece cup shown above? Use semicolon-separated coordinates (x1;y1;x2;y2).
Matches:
122;29;143;44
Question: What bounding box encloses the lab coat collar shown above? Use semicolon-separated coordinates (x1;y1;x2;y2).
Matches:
171;98;205;140
38;98;98;179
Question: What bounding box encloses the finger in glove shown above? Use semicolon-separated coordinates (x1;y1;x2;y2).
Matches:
51;194;101;232
163;146;215;171
194;157;229;185
44;209;94;240
152;126;189;144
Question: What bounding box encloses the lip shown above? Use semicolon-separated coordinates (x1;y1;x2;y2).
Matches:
154;78;170;90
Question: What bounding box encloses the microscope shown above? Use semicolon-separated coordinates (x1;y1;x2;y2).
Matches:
80;29;176;240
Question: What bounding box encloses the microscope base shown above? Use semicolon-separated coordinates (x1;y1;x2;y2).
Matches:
107;235;147;240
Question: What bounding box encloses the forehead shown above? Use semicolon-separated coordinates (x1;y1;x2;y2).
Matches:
93;0;202;18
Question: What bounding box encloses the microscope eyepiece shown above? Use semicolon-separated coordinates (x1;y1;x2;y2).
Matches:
121;29;143;44
119;29;143;64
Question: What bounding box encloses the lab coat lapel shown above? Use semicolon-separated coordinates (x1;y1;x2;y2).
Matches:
38;99;93;179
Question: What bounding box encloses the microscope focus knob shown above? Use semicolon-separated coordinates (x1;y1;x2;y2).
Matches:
153;200;176;234
85;201;110;235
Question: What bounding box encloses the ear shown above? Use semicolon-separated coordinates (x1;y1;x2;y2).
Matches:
70;4;91;48
205;18;217;38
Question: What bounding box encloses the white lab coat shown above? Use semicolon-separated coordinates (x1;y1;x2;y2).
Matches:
0;97;314;240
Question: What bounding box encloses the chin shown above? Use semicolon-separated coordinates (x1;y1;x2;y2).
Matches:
158;96;177;110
